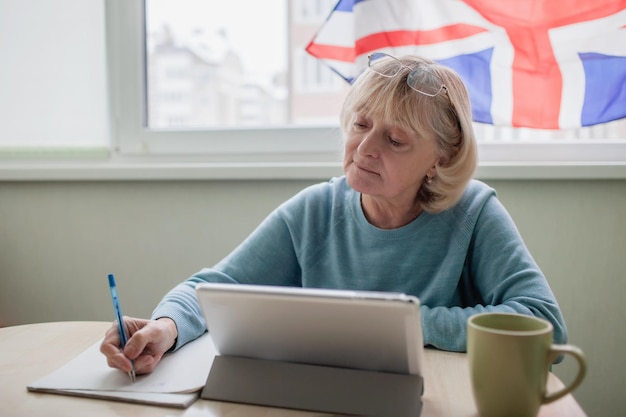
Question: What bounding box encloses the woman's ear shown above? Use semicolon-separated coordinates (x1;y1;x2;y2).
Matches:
427;164;438;179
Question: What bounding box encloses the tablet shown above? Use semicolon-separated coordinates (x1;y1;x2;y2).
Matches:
195;283;424;376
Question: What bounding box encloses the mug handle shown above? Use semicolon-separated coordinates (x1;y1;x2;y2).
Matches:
542;344;587;404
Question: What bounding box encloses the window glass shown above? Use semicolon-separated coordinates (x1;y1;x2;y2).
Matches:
145;0;349;130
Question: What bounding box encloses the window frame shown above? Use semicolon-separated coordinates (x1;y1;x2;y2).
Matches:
104;0;626;181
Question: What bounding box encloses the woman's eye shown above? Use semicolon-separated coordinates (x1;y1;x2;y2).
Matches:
389;137;402;146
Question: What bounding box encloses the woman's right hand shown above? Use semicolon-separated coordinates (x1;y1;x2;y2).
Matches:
99;316;178;375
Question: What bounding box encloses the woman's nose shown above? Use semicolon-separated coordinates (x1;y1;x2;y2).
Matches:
357;132;380;157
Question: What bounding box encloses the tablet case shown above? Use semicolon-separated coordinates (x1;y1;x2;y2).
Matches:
201;355;423;417
196;283;425;416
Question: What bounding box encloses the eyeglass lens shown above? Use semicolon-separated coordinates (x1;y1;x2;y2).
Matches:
368;52;445;97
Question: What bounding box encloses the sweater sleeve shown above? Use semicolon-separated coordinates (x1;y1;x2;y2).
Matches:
151;205;303;349
421;194;568;353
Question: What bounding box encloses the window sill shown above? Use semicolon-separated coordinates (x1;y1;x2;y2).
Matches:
1;160;625;181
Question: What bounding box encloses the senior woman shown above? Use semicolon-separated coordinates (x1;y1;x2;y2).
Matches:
101;53;568;375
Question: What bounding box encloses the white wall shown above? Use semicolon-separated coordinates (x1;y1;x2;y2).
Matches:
0;0;108;149
0;178;625;417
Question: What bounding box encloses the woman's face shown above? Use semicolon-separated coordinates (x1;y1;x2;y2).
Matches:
343;112;439;205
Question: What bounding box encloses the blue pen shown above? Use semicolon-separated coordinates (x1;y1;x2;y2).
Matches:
108;273;136;383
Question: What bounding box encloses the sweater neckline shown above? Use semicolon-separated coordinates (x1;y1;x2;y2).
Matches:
349;188;433;238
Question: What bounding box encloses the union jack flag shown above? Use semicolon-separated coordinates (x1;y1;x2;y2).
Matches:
306;0;626;129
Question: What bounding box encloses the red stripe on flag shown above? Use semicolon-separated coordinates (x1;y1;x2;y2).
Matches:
355;24;488;55
306;42;356;62
465;0;626;28
507;27;562;129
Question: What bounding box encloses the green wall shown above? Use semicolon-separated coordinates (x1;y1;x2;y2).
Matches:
1;179;625;416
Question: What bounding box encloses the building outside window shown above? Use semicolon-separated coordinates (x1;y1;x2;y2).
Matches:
145;0;349;130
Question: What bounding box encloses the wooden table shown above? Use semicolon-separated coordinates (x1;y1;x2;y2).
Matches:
0;321;587;417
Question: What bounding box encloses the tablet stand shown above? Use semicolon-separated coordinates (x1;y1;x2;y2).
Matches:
201;355;423;417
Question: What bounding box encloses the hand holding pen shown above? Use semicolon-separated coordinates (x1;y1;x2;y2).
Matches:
100;277;179;376
107;274;136;382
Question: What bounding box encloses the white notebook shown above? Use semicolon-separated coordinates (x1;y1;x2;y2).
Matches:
27;332;215;408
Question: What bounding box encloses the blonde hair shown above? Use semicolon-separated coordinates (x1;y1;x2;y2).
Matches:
340;55;477;213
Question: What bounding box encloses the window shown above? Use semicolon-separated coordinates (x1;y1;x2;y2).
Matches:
105;0;347;164
106;0;626;173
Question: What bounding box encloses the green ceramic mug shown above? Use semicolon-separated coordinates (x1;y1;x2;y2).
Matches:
467;313;586;417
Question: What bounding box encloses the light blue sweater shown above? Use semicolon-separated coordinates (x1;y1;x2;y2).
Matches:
152;177;567;352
